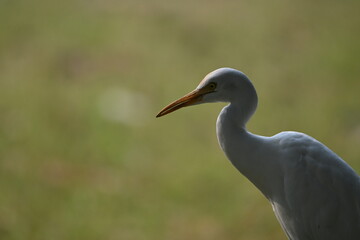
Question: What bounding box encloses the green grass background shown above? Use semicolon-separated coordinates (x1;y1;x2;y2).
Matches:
0;0;359;239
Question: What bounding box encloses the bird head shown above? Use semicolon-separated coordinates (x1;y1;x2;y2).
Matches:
156;68;257;118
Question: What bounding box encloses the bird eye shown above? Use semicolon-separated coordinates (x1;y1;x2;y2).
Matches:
209;83;217;89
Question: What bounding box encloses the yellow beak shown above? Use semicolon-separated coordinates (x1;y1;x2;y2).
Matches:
156;87;212;118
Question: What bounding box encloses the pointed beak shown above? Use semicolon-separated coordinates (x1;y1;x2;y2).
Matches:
156;88;207;118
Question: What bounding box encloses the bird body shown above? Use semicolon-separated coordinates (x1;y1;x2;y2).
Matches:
157;68;360;240
217;105;360;240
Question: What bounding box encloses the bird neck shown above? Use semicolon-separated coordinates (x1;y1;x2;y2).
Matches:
216;103;256;157
216;103;276;198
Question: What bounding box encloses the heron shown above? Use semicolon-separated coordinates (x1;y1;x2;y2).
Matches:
156;68;360;240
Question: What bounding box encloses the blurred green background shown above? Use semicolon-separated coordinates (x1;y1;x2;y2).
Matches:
0;0;359;239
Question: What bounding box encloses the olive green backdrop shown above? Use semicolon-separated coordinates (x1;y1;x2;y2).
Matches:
0;0;359;239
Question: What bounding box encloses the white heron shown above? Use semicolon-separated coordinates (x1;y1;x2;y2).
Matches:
156;68;360;240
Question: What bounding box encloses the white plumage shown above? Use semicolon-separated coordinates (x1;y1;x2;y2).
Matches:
156;68;360;240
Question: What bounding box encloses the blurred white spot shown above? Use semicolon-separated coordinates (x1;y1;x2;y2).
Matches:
351;125;360;143
98;88;152;126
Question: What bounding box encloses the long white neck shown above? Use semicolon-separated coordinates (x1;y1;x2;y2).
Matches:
216;102;281;199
